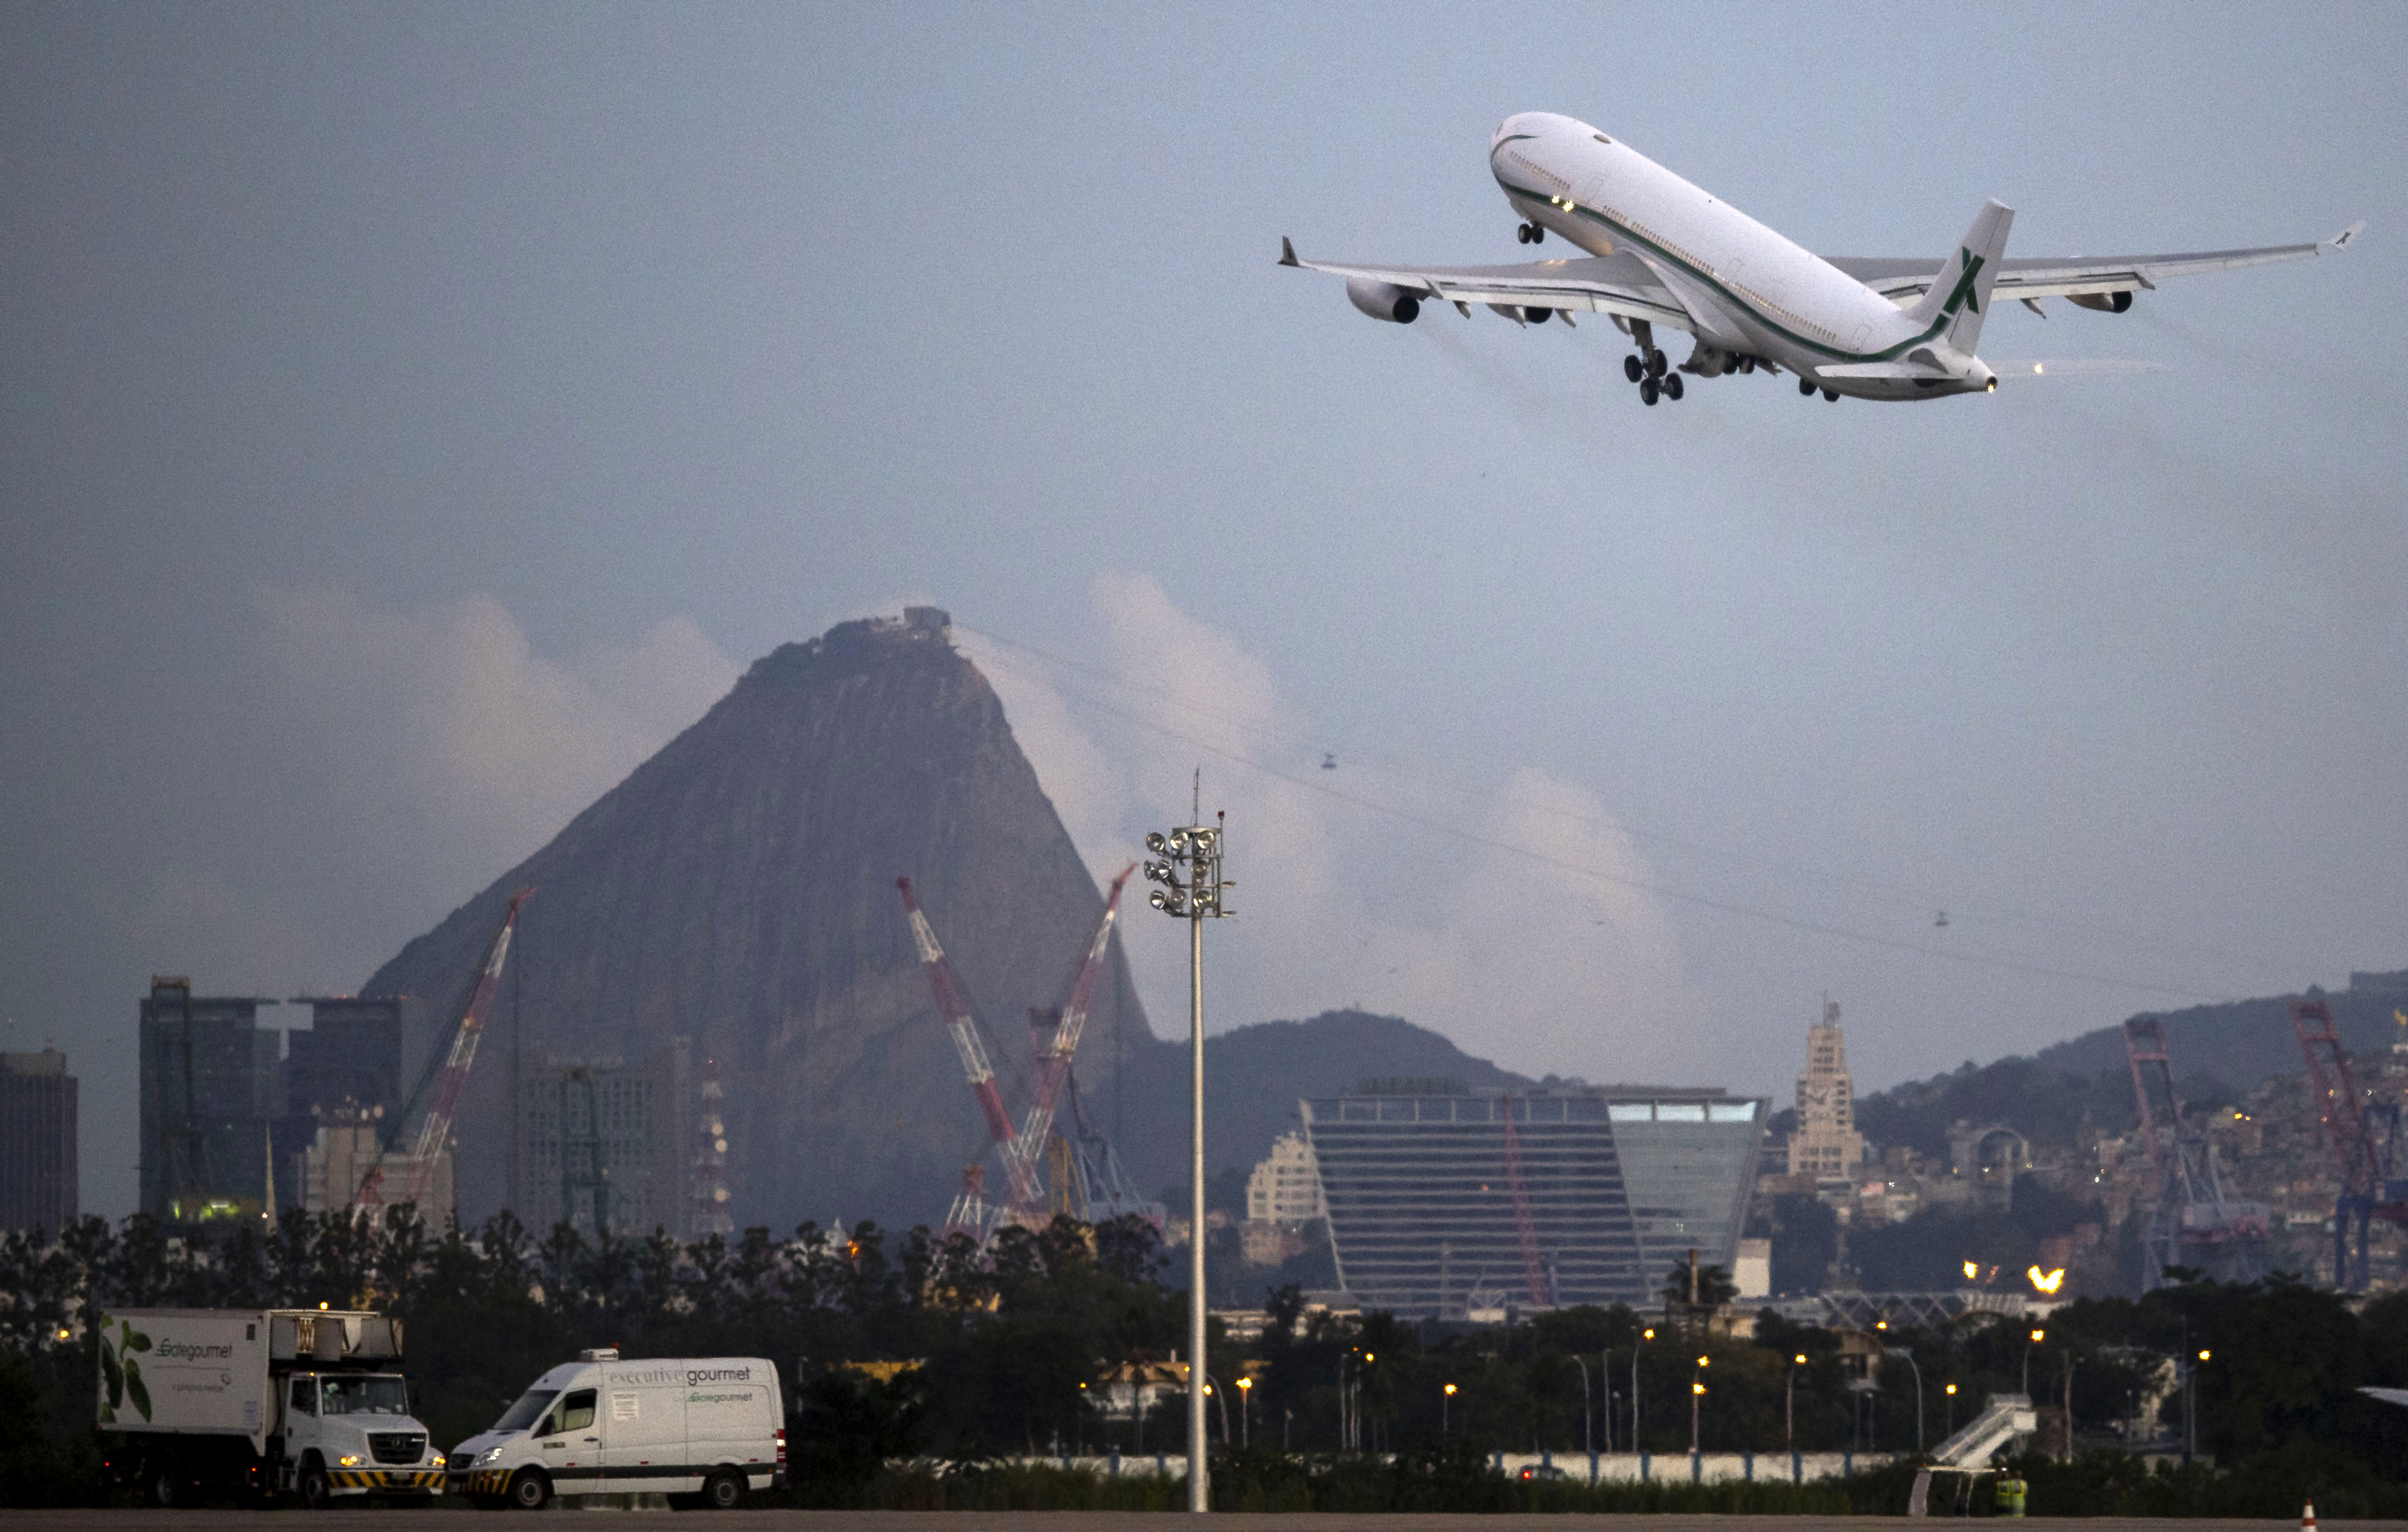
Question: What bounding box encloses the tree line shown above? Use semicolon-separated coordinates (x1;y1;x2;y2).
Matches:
8;1209;2408;1513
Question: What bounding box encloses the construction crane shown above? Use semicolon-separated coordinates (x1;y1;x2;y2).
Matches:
354;887;532;1214
2123;1016;2270;1290
897;876;1042;1211
2291;995;2408;1291
1498;1093;1551;1308
997;865;1135;1213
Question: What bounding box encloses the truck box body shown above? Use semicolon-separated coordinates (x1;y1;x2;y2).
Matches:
97;1308;440;1505
449;1352;784;1507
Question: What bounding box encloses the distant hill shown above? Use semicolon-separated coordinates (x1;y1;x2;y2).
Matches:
1851;969;2408;1158
1107;1009;1531;1193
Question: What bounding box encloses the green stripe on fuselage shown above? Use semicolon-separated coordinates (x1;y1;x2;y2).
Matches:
1502;179;1955;365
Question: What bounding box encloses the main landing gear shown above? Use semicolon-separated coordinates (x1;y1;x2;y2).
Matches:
1626;347;1677;404
1516;222;1545;244
1798;377;1839;402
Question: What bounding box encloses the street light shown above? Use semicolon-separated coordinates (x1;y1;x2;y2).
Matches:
2025;1329;2045;1396
1633;1327;1653;1452
1572;1356;1592;1460
1691;1353;1710;1459
1787;1353;1808;1452
1443;1382;1456;1437
1236;1375;1252;1448
2186;1349;2211;1465
1885;1346;1924;1453
1143;801;1230;1514
1944;1381;1958;1438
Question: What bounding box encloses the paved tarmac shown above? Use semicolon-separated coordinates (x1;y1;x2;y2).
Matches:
4;1515;2393;1531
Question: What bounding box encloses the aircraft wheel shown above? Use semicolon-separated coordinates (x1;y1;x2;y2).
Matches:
1740;356;1756;374
1822;388;1840;402
1622;355;1644;383
1645;349;1667;378
1516;225;1530;244
1799;377;1815;397
1663;374;1684;400
1640;378;1660;406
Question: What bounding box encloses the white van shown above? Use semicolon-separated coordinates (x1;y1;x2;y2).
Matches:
447;1350;784;1510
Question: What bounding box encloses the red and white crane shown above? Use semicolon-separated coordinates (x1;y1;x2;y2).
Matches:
1000;864;1136;1210
354;887;532;1213
897;876;1042;1211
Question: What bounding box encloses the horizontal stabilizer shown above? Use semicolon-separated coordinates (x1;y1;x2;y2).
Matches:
2327;221;2367;252
1989;359;2165;379
1819;361;1948;380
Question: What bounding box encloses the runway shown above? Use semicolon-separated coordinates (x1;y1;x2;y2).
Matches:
2;1514;2389;1532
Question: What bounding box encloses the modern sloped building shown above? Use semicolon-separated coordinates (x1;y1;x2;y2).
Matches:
1302;1084;1766;1317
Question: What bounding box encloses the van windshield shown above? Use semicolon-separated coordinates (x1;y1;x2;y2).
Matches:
492;1388;560;1433
320;1376;411;1417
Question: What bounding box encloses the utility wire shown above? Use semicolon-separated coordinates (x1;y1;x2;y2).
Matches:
959;627;2248;1006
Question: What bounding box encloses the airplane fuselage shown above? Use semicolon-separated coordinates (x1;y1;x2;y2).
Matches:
1490;113;1996;400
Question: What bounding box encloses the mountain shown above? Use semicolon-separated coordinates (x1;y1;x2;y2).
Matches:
362;608;1151;1233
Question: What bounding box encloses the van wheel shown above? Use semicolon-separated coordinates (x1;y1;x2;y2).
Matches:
702;1470;745;1510
149;1465;179;1508
507;1469;551;1510
299;1459;332;1511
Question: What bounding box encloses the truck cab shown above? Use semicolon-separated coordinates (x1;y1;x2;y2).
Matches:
280;1368;446;1506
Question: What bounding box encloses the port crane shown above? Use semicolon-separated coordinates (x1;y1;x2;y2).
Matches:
2291;995;2408;1291
901;869;1148;1236
2123;1015;2270;1290
354;887;531;1215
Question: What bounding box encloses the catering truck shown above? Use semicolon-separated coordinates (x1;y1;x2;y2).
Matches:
95;1307;447;1507
447;1348;784;1509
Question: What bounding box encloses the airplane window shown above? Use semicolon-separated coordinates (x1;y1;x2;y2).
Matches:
555;1389;597;1434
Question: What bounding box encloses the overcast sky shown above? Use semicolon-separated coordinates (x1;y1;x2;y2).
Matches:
7;4;2404;1218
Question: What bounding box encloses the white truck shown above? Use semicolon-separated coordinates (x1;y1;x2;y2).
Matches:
447;1348;786;1509
95;1307;447;1507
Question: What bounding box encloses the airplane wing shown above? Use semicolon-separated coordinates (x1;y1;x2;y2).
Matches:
1278;240;1692;330
1831;222;2363;303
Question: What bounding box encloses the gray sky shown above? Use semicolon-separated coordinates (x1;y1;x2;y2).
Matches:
7;3;2404;1218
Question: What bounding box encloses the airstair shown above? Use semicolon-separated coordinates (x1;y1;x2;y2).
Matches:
1907;1393;2038;1516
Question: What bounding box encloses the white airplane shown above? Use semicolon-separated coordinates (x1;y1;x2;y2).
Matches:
1282;112;2362;405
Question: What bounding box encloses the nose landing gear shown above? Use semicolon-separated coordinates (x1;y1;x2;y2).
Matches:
1516;222;1545;244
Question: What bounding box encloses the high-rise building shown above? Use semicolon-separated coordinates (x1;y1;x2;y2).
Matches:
281;995;444;1216
513;1039;691;1237
1302;1083;1766;1317
1786;1001;1868;1183
139;978;280;1223
1;1047;78;1234
1241;1130;1326;1266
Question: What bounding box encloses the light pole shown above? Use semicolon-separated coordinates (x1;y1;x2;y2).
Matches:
1144;800;1231;1514
1573;1356;1592;1461
2185;1348;2209;1465
1236;1375;1252;1448
2024;1328;2044;1397
1443;1382;1456;1437
1601;1353;1613;1452
1944;1381;1957;1439
1787;1353;1807;1452
1885;1346;1924;1454
1691;1355;1709;1460
1633;1327;1652;1452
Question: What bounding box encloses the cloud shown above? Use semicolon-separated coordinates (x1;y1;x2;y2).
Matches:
970;572;1705;1080
258;586;738;879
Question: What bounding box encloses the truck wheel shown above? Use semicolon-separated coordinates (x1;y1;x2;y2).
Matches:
149;1466;178;1508
507;1469;551;1511
299;1460;333;1511
702;1470;744;1510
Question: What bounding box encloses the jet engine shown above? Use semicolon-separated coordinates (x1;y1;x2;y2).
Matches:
2066;290;2134;313
1346;277;1420;324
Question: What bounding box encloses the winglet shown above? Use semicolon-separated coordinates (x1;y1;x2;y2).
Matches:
2326;220;2366;253
1278;236;1300;267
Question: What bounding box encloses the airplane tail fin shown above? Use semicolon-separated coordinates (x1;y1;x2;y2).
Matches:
1906;199;2014;354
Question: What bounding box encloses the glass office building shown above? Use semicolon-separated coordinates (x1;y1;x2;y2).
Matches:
1302;1085;1766;1317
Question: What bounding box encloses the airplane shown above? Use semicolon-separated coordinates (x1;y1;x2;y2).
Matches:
1281;112;2362;406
